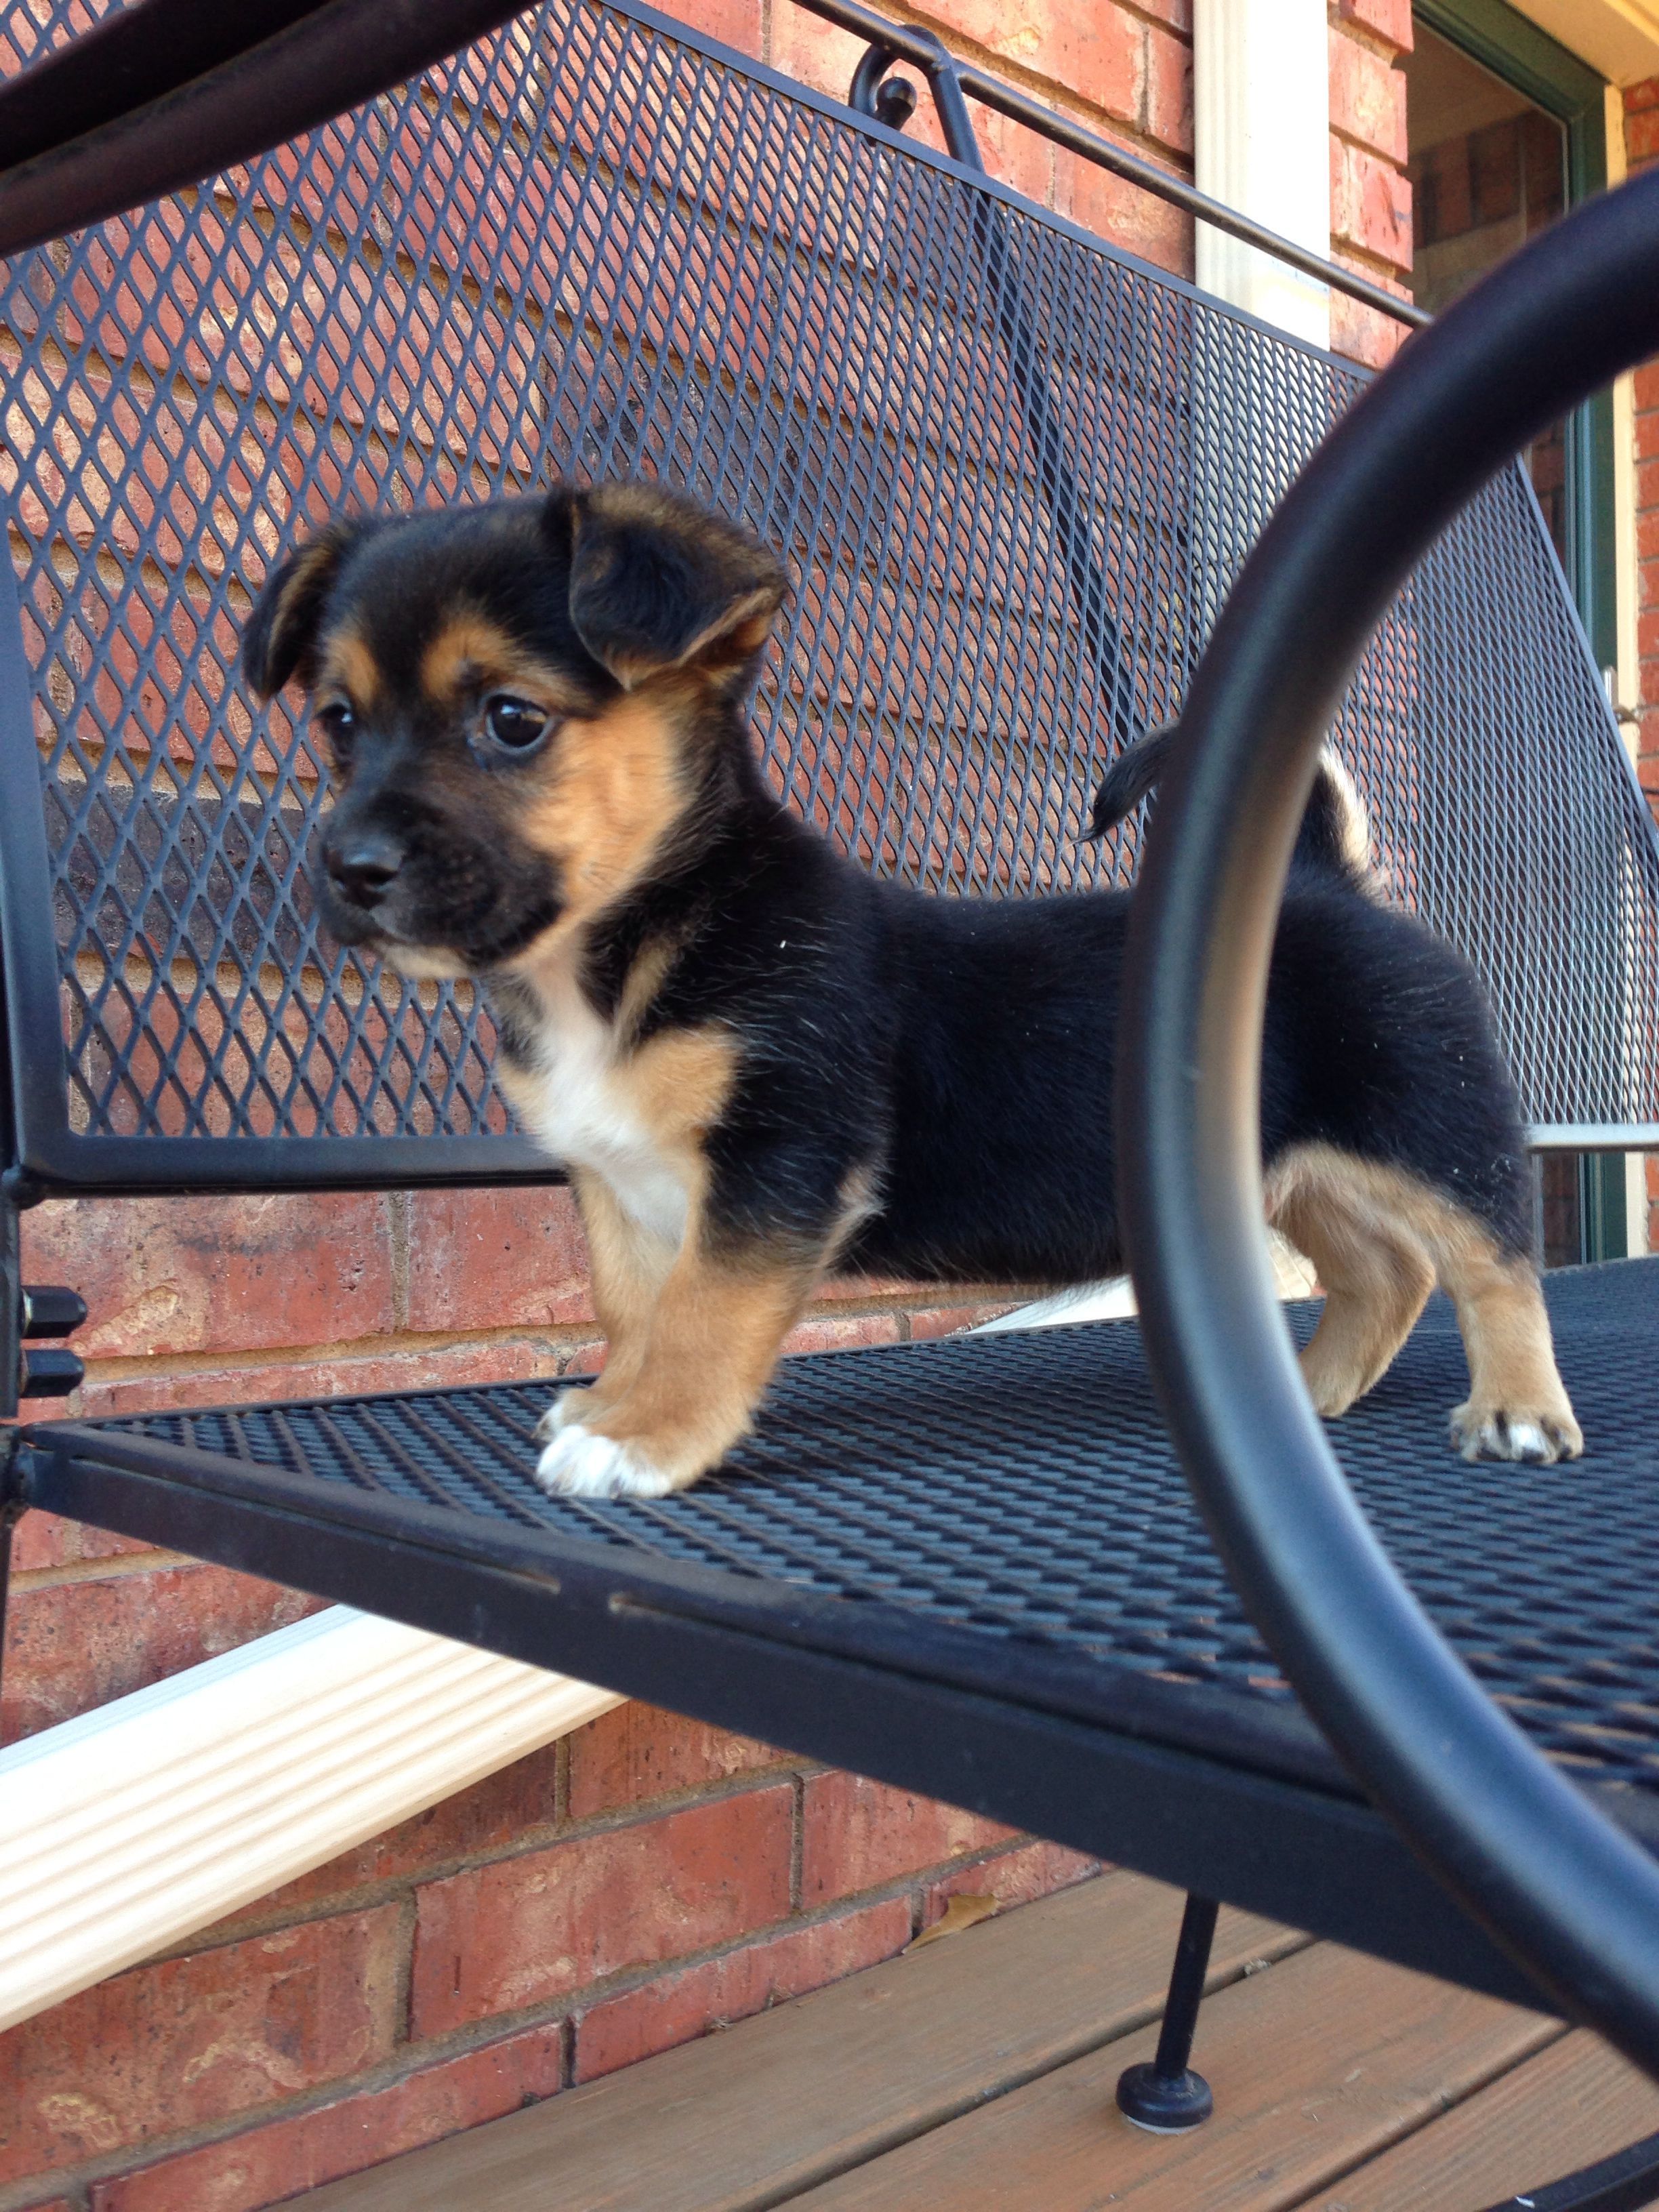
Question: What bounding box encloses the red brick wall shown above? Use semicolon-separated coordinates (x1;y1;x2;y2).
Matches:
0;1698;1096;2209
0;3;1414;2206
1329;0;1414;369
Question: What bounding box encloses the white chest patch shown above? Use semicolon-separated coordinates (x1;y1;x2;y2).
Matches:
510;966;690;1246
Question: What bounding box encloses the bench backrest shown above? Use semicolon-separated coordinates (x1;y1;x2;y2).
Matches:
2;0;1655;1198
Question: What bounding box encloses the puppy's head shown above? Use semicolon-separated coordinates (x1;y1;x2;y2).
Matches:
243;485;786;976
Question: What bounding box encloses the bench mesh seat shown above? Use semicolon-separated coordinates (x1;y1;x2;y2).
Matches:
25;1263;1659;1924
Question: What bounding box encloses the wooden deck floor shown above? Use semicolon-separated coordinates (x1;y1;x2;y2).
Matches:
306;1872;1659;2212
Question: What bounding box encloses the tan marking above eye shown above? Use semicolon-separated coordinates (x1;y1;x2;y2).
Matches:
419;614;589;714
316;628;382;708
505;691;693;947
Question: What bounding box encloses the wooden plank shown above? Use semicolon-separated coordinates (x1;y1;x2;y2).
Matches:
304;1873;1302;2212
1306;2029;1659;2211
787;1940;1559;2212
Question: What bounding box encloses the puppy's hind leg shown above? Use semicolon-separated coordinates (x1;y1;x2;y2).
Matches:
1272;1145;1581;1465
1413;1200;1582;1465
1268;1148;1435;1418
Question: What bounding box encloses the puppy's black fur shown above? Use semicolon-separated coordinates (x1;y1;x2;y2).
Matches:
245;485;1579;1496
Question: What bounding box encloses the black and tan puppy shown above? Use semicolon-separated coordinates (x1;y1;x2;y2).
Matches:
243;484;1582;1498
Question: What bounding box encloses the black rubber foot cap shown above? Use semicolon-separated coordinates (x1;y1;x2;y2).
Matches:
1115;2062;1214;2133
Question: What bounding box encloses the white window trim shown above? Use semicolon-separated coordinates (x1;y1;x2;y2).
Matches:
0;1607;621;2033
1193;0;1332;349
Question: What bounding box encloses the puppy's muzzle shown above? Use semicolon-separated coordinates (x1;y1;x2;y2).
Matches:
324;828;403;912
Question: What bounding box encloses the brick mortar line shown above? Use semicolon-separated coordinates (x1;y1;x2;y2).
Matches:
1070;0;1188;45
63;1326;595;1387
1328;9;1411;67
9;1547;190;1591
798;0;1193;75
0;2187;89;2212
1328;117;1408;170
387;1190;411;1335
145;1803;1048;1988
790;1771;806;1913
392;1891;419;2053
64;1284;994;1383
0;1840;1081;2211
1326;241;1414;299
1328;234;1413;290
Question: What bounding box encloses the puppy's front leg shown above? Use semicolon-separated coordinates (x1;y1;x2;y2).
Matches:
534;1232;818;1499
534;1168;675;1445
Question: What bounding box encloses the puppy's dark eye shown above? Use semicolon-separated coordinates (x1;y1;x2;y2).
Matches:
480;695;552;754
316;701;356;752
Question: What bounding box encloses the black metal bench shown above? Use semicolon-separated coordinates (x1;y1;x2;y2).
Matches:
4;1;1659;2203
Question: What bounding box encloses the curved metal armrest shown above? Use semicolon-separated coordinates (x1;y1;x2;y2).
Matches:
0;0;323;171
0;0;529;260
1116;164;1659;2073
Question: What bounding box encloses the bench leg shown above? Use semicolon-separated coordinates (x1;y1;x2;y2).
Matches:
1477;2127;1659;2211
0;1489;18;1722
1115;1892;1218;2132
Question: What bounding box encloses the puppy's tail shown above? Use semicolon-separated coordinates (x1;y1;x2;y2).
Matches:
1089;721;1376;889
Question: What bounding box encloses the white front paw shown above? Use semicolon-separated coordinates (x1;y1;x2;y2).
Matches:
535;1423;674;1499
532;1387;592;1444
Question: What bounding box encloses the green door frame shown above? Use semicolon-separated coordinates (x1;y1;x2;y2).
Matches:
1412;0;1624;1259
1414;0;1615;668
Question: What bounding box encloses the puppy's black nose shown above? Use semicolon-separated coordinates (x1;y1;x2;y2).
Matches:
325;832;404;907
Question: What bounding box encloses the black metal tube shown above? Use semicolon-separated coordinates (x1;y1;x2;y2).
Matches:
0;0;330;168
0;1491;20;1725
0;0;534;260
847;43;913;129
1151;1893;1218;2078
907;26;985;171
0;1192;18;1428
901;31;1141;752
850;29;1141;751
1116;163;1659;2070
1115;1891;1218;2129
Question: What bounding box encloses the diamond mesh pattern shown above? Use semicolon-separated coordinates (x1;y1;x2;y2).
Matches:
2;0;1656;1158
102;1261;1659;1796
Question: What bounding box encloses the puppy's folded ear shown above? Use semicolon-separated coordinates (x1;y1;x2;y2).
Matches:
563;485;786;689
243;520;376;699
